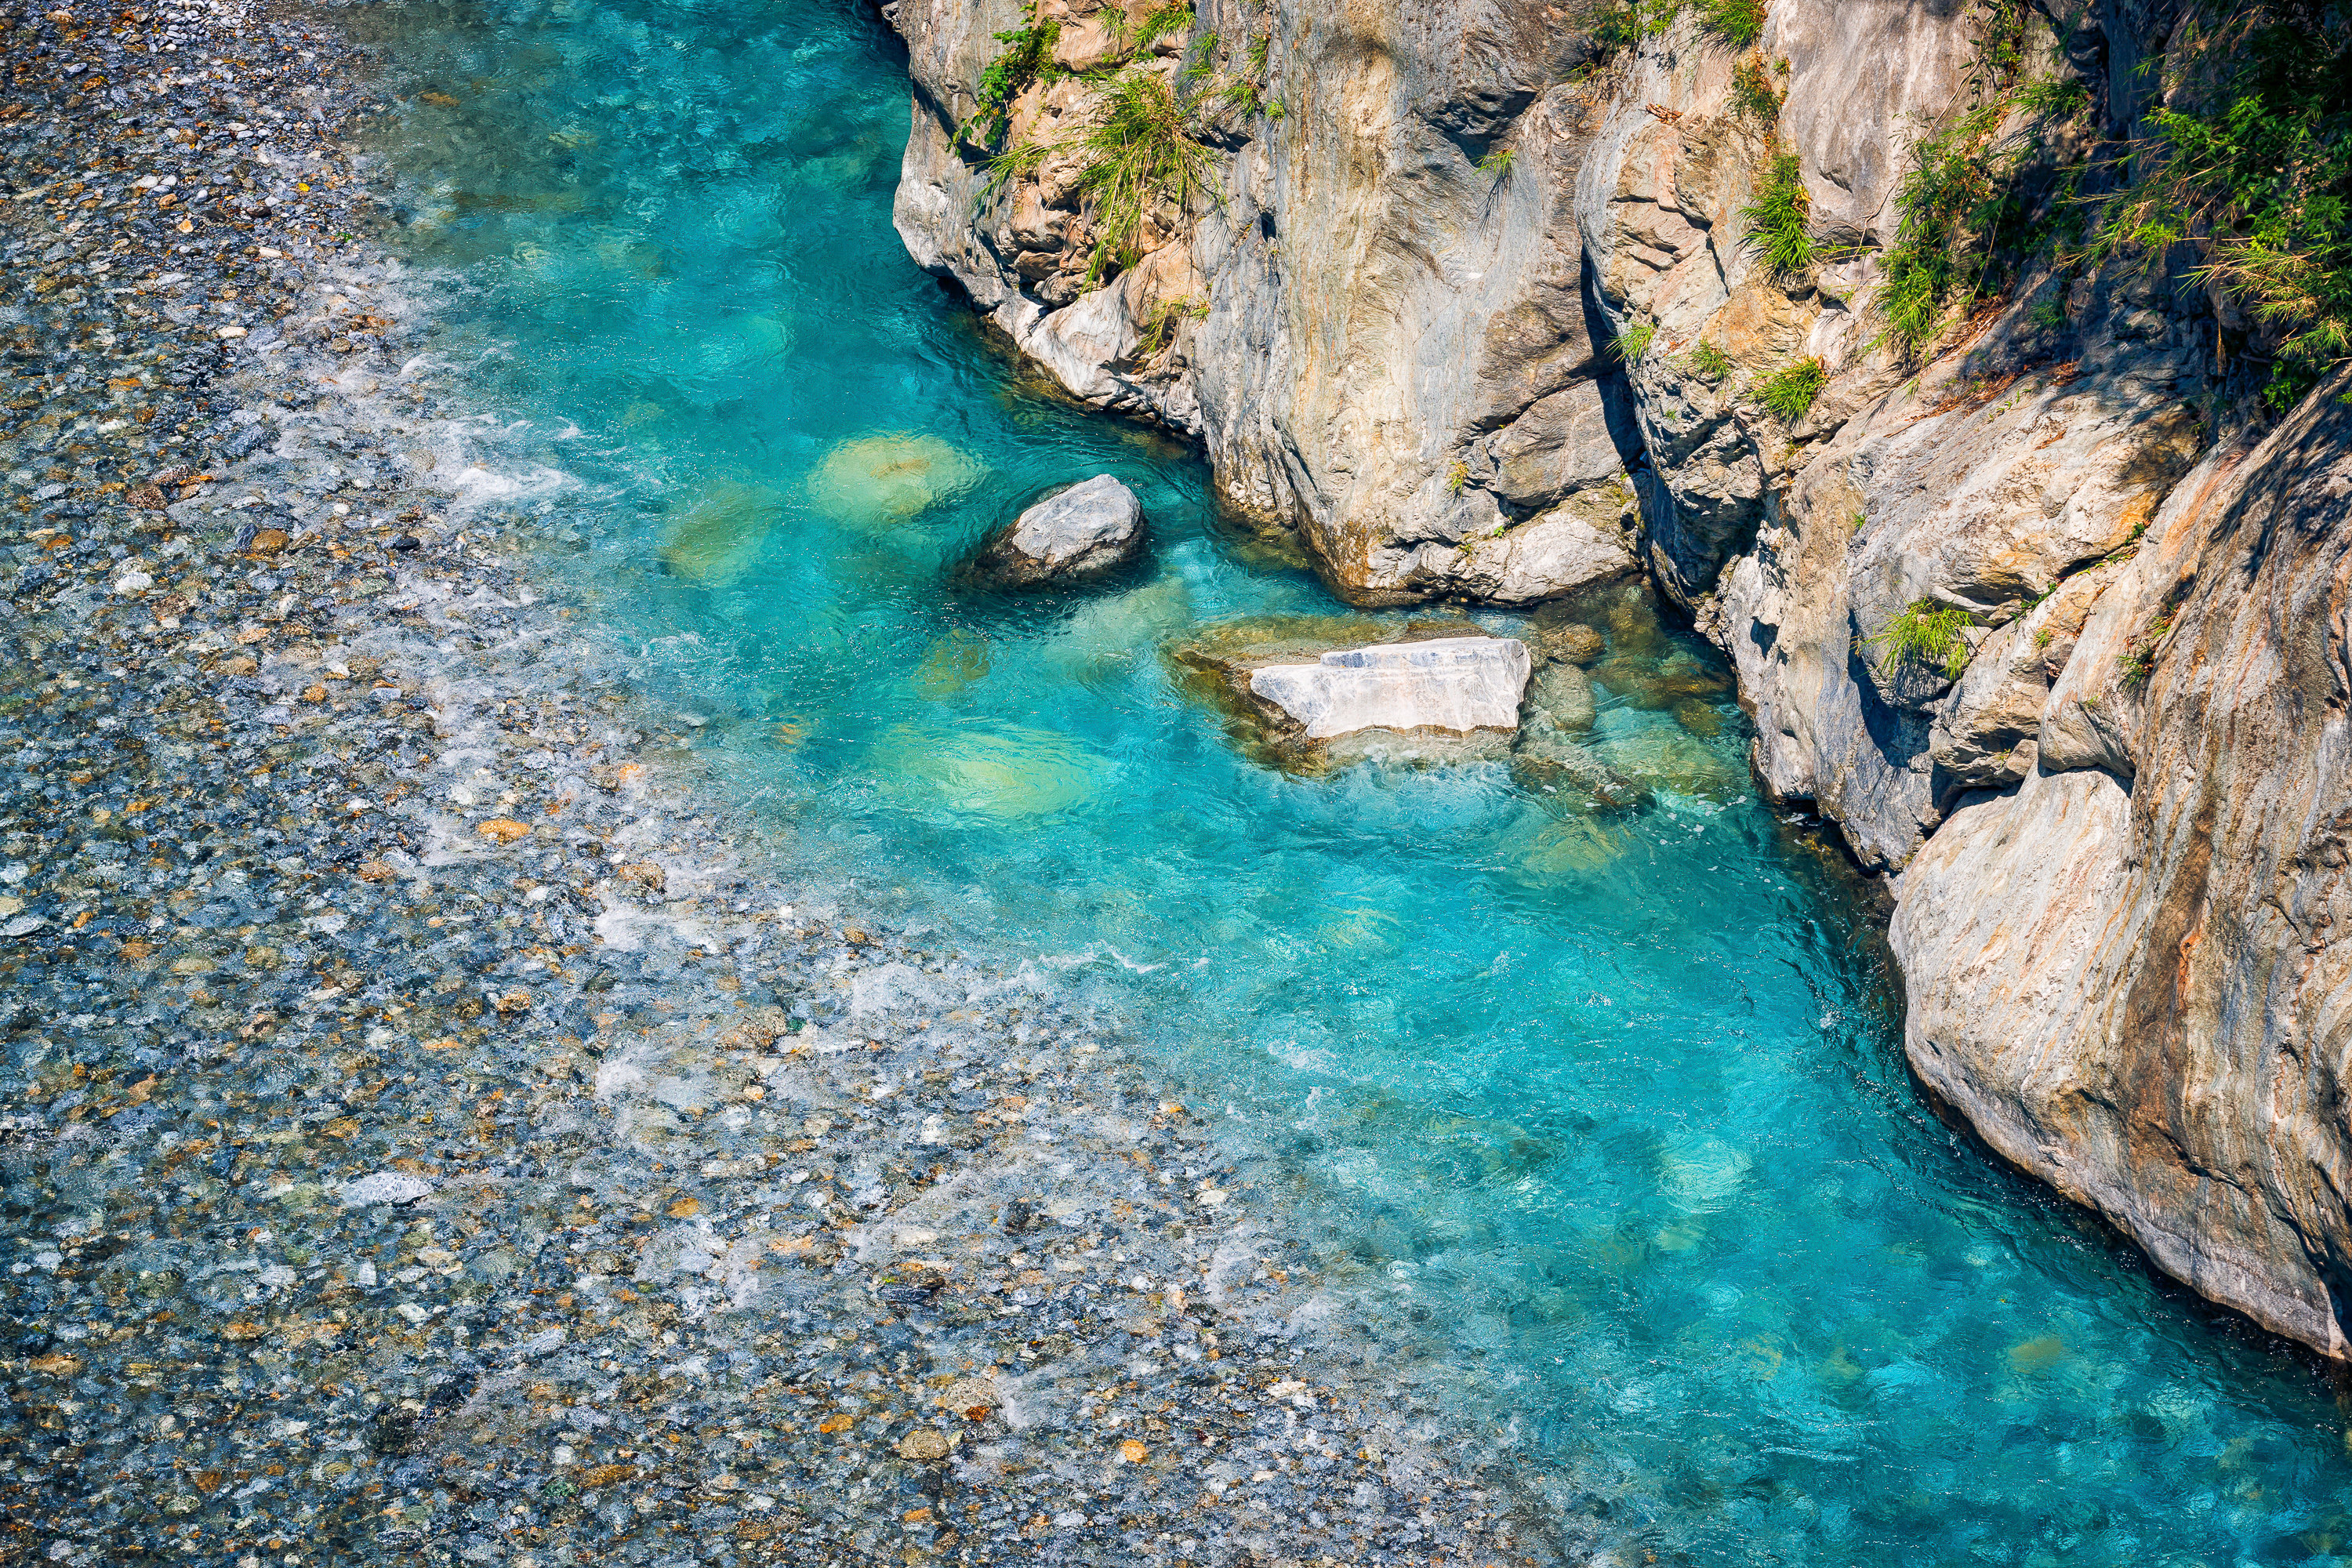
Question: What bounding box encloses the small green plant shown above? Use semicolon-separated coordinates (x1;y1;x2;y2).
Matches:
1730;55;1784;122
1218;78;1265;118
1870;598;1973;681
2027;295;2067;330
991;71;1218;285
1478;147;1517;181
967;6;1062;147
1694;0;1767;47
1685;339;1733;379
2015;75;2089;121
1757;357;1825;420
2033;626;2054;649
1136;293;1208;357
1136;3;1195;49
2118;603;2178;685
1246;31;1271;73
1740;151;1817;273
1611;320;1657;361
1269;97;1285;120
1448;461;1469;494
1849;508;1868;534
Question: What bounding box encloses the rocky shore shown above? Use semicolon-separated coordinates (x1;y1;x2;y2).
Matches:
0;4;1562;1566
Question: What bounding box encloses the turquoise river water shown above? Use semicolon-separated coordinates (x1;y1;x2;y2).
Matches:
341;0;2352;1559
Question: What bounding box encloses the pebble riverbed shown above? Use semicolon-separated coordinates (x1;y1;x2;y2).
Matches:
0;3;1581;1566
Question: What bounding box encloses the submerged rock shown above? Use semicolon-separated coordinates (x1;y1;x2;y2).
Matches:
659;479;782;585
804;432;982;529
1250;637;1532;740
968;473;1145;586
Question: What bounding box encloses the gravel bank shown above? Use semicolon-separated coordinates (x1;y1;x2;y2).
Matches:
0;4;1577;1566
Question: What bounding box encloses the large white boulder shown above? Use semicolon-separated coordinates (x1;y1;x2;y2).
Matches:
970;474;1145;586
1247;636;1531;739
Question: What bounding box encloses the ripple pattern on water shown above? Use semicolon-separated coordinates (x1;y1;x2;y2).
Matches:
347;0;2352;1559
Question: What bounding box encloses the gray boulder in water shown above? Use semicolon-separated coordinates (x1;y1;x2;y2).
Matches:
1247;637;1531;740
970;474;1145;586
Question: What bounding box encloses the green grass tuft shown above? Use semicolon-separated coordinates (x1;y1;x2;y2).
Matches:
1685;339;1734;379
1870;599;1973;681
1730;55;1784;122
1136;4;1195;49
1756;357;1824;420
1478;147;1517;180
1741;151;1817;273
1693;0;1767;49
1136;294;1209;357
990;71;1218;285
1218;78;1264;118
1611;320;1657;362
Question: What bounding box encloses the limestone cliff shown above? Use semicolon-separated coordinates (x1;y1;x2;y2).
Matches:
884;0;2352;1361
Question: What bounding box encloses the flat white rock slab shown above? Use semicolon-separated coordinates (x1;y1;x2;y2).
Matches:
1248;636;1531;739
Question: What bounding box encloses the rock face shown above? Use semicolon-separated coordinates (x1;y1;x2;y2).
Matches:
1249;636;1531;739
890;0;2352;1360
888;0;1645;604
1893;374;2352;1356
968;473;1145;586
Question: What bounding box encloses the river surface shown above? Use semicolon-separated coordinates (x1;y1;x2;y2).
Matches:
341;0;2352;1559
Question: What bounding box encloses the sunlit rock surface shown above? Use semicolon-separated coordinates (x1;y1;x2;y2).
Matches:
1249;637;1532;740
968;472;1145;586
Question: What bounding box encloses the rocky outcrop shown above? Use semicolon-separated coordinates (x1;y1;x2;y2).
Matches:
968;473;1145;585
888;0;2352;1362
888;0;1644;605
1250;636;1532;739
1573;4;1975;608
1892;372;2352;1356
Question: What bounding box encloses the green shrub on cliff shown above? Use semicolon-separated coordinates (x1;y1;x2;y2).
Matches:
2085;2;2352;411
1757;357;1824;420
1878;102;2017;359
993;71;1218;286
1871;599;1973;681
966;5;1061;147
1694;0;1767;48
1741;152;1818;274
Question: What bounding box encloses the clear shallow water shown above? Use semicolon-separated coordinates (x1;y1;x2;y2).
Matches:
342;0;2352;1559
